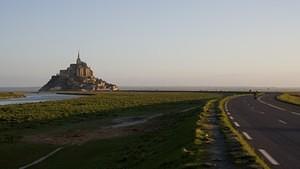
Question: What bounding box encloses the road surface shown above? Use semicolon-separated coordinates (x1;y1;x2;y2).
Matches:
227;93;300;169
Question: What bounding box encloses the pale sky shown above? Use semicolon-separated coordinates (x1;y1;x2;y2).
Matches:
1;0;300;87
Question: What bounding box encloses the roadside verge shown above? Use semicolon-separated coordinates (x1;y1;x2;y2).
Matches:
276;93;300;106
218;96;270;169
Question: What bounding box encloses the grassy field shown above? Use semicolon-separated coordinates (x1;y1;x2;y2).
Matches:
30;107;199;169
277;93;300;106
0;92;25;99
0;92;219;130
0;92;222;169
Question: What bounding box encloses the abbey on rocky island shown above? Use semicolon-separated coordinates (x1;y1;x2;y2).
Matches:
39;52;118;92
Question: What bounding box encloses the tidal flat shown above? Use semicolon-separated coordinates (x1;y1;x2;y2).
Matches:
0;92;25;99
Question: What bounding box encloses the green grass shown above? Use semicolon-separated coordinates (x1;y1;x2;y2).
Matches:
0;92;220;131
183;99;217;167
0;142;57;168
219;96;270;169
0;92;222;169
0;92;25;99
30;109;200;169
277;93;300;106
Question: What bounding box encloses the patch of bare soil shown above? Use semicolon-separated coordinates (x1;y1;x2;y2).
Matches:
209;106;236;169
22;114;162;145
181;102;235;169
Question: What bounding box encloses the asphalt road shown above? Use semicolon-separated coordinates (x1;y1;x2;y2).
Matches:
227;93;300;169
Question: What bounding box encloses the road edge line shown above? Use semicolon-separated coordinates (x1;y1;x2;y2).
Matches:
242;131;252;140
258;149;279;165
233;121;240;127
219;95;271;169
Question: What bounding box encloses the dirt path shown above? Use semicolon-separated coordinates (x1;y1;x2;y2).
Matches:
22;106;199;146
106;113;163;128
209;102;235;169
19;114;164;168
22;113;163;145
188;100;235;168
19;106;199;169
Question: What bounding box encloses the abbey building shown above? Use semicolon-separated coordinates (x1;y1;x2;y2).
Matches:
39;52;118;92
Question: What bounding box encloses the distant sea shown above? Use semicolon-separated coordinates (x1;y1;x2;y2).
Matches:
121;86;300;92
0;87;40;92
1;86;300;92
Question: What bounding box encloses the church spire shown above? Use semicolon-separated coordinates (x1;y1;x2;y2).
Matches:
76;50;81;64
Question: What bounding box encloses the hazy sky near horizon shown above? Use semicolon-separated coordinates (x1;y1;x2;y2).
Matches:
1;0;300;87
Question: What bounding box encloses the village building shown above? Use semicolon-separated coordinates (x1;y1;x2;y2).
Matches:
39;52;118;92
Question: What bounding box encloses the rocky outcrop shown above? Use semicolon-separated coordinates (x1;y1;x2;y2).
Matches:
39;52;118;92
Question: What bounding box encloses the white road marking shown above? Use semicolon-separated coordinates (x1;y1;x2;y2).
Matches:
291;112;300;116
225;102;234;119
268;104;286;111
225;102;229;112
242;131;252;140
257;96;300;116
233;122;240;127
19;147;64;169
257;97;285;110
278;119;287;125
258;149;279;165
259;111;265;114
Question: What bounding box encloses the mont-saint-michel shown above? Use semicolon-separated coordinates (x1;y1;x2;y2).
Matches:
39;52;118;92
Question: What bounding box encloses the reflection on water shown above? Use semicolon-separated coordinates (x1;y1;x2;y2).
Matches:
0;93;79;105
